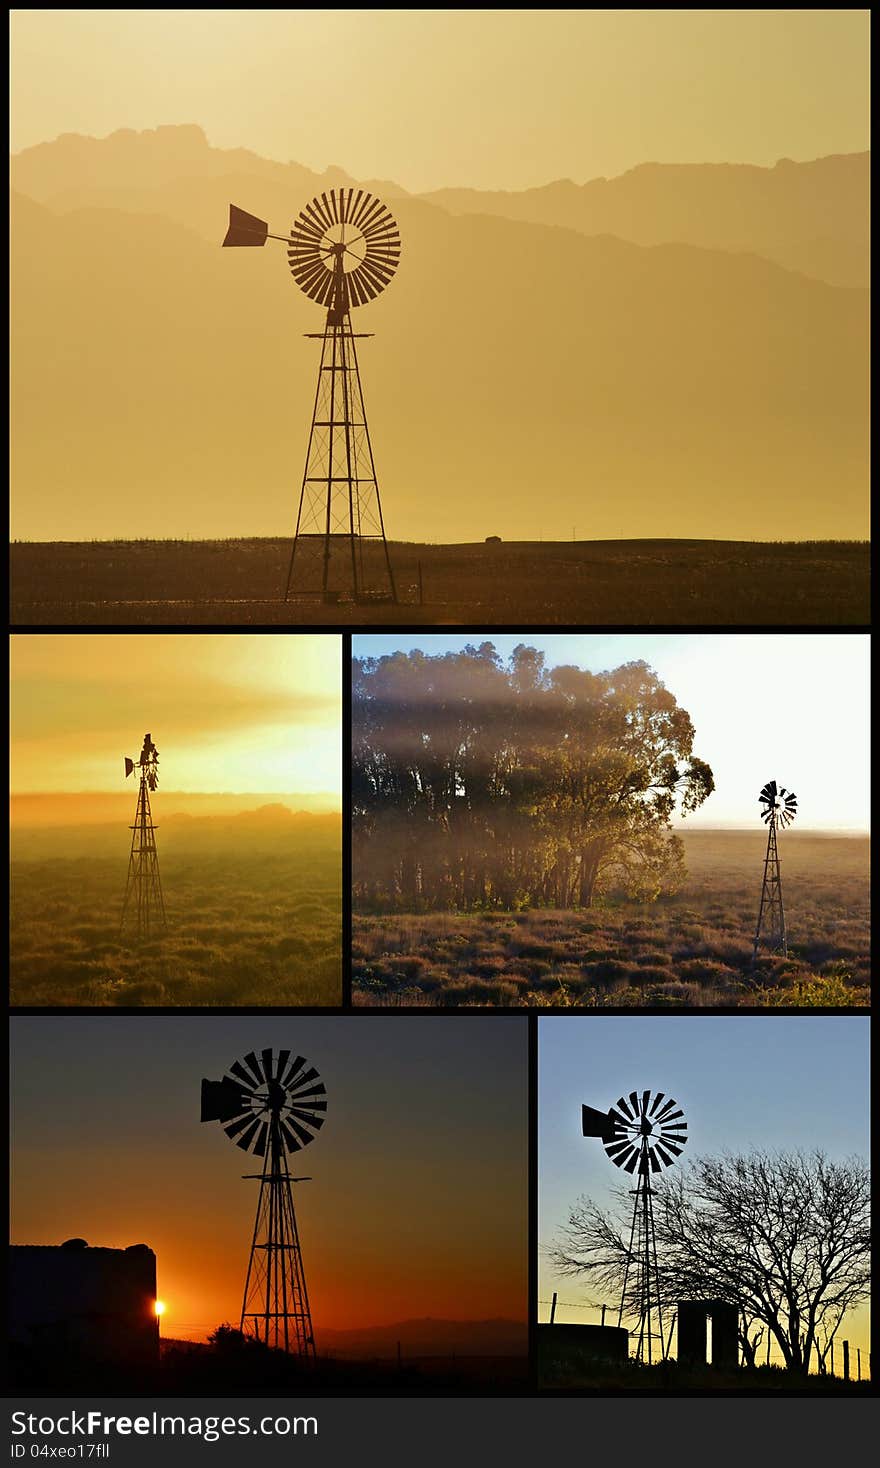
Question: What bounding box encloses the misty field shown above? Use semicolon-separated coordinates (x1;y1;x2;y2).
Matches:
352;833;869;1009
11;820;341;1007
9;536;870;626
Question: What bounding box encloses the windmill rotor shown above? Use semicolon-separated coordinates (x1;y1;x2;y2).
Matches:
287;188;401;308
758;780;797;828
583;1091;688;1176
201;1049;327;1158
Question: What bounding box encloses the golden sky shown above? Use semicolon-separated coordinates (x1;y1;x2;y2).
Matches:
9;634;341;799
10;9;869;190
11;1016;528;1338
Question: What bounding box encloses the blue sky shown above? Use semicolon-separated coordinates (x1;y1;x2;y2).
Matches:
538;1015;870;1343
353;634;870;831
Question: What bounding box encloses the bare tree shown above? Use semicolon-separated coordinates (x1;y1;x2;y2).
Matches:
548;1151;870;1374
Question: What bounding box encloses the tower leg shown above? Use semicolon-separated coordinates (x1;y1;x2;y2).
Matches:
121;775;167;941
241;1119;316;1356
752;820;787;962
285;297;397;603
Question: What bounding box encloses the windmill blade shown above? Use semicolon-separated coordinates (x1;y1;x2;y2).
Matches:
617;1095;635;1121
287;1066;320;1092
648;1092;666;1116
229;1060;259;1092
243;1052;264;1085
282;1056;308;1088
223;1110;257;1140
287;1084;326;1106
608;1142;637;1169
251;1120;269;1158
658;1138;685;1157
654;1143;676;1168
280;1120;303;1153
623;1150;640;1174
234;1118;262;1152
640;1089;651;1118
285;1116;317;1149
648;1148;662;1173
288;1106;325;1127
261;1048;275;1082
605;1135;634;1157
654;1097;678;1121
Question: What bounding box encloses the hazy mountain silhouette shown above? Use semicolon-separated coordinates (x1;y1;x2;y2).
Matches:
11;791;339;829
10;127;869;542
423;154;870;289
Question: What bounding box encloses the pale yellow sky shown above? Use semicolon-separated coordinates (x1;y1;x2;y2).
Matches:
10;9;870;191
9;634;342;797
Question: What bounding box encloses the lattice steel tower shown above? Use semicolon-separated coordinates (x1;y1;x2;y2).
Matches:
120;732;166;939
201;1048;327;1355
752;780;797;961
582;1090;688;1363
222;189;400;605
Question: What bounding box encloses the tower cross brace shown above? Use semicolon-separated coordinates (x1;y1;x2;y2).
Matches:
240;1109;316;1357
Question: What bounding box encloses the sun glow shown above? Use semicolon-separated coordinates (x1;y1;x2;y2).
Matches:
154;1300;166;1317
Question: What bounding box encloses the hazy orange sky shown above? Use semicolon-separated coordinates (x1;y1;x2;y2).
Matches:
10;10;869;191
9;634;341;799
11;1016;528;1338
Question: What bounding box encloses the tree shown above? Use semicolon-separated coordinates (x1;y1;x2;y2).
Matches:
352;644;714;911
548;1151;870;1374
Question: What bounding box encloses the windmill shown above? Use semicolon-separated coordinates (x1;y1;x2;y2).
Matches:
120;732;166;939
223;189;401;605
200;1048;327;1355
752;780;797;961
581;1090;688;1363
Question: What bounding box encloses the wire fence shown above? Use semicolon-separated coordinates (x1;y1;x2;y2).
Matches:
538;1298;871;1380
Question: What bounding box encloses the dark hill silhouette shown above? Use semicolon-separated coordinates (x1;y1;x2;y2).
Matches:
315;1316;526;1358
10;131;868;545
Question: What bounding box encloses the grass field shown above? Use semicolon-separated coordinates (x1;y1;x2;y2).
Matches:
10;819;342;1007
352;831;869;1008
10;537;870;625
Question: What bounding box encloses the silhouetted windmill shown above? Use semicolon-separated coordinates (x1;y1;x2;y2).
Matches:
752;780;797;961
201;1048;327;1355
223;189;401;605
582;1090;688;1363
120;732;166;939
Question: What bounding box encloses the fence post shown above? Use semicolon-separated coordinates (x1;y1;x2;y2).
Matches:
549;1292;557;1325
857;1347;861;1381
830;1339;835;1377
843;1340;850;1381
601;1304;606;1326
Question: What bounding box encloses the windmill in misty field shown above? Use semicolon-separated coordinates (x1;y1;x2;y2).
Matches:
120;732;166;939
223;189;401;605
201;1048;327;1355
581;1089;688;1363
752;780;797;962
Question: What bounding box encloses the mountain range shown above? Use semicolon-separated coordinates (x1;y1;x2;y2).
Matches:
10;126;869;542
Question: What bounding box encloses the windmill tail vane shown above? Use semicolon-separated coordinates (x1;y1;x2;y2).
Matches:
223;188;401;605
201;1048;327;1357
